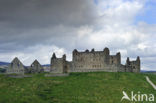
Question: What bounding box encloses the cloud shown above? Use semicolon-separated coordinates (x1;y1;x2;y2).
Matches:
74;0;146;49
74;0;156;70
0;0;97;27
0;0;155;70
0;0;97;50
0;45;72;65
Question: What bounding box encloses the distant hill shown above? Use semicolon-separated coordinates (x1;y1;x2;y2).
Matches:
0;61;10;66
42;64;50;67
141;70;156;73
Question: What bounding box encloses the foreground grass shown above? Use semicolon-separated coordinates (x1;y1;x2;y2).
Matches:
0;72;156;103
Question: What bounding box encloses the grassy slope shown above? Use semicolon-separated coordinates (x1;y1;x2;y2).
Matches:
0;72;156;103
147;73;156;84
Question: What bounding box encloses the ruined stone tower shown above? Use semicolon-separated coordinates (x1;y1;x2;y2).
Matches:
50;53;68;73
126;56;140;73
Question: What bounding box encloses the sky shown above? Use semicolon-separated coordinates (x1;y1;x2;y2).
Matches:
0;0;156;71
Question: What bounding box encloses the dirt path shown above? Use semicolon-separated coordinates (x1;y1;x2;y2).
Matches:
146;76;156;90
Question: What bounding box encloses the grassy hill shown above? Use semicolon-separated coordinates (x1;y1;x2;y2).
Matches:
0;72;156;103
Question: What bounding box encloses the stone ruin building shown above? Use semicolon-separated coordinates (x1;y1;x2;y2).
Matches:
29;60;44;73
6;47;140;75
6;58;44;74
126;57;140;73
6;57;25;75
50;47;140;73
50;53;68;74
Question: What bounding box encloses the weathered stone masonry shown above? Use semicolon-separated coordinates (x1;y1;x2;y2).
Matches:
50;47;140;73
29;60;44;73
50;53;68;73
6;57;25;75
6;47;140;74
6;57;44;74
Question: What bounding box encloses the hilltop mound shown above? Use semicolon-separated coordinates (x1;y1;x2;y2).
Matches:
0;72;156;103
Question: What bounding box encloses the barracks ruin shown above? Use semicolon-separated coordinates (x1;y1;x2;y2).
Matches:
6;47;141;74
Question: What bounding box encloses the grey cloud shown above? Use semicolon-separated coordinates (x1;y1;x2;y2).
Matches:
0;0;97;28
0;0;97;51
0;0;156;70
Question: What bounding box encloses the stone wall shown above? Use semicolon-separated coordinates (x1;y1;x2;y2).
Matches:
29;60;44;73
6;57;25;75
50;48;141;73
50;53;68;73
72;48;121;72
126;56;140;73
69;65;119;72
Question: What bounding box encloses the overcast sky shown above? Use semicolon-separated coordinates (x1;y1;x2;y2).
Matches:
0;0;156;70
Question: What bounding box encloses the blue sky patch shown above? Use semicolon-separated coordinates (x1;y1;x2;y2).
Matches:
135;0;156;24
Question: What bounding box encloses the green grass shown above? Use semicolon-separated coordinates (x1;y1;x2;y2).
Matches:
0;72;156;103
147;73;156;84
